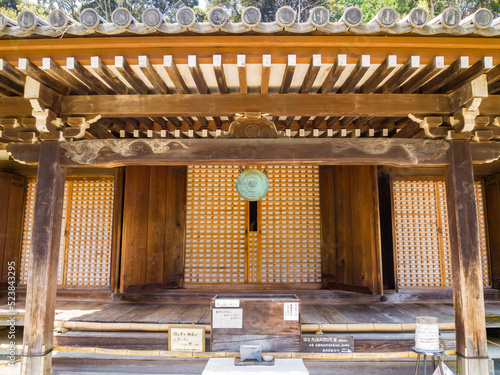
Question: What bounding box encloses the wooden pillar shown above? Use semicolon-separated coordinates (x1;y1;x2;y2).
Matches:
445;140;488;375
21;142;66;375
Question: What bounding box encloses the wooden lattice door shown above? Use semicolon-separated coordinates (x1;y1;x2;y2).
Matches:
184;165;322;287
19;177;115;287
393;178;490;288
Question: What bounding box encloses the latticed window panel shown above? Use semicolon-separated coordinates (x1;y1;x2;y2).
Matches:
185;166;247;283
19;178;114;287
260;165;322;283
185;165;322;284
394;179;490;288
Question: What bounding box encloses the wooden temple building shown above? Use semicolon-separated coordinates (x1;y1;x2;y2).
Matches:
2;4;500;374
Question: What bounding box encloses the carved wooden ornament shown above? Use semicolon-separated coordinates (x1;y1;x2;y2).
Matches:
218;116;287;138
326;139;450;164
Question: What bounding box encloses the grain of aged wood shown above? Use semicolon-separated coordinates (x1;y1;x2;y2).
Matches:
321;166;382;295
211;295;301;352
60;93;452;118
21;141;66;375
0;172;25;287
445;140;489;375
484;174;500;289
120;166;187;292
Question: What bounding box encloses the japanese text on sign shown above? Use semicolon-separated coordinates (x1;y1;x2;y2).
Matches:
284;302;299;321
212;308;243;329
168;327;205;352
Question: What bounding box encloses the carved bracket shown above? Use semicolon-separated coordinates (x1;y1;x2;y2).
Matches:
217;113;287;138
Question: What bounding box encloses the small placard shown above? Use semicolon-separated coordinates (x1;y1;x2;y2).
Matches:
284;302;299;321
215;299;240;308
302;335;354;353
168;326;205;352
212;308;243;329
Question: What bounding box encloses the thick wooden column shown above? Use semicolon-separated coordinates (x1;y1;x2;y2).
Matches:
21;142;66;375
445;140;488;374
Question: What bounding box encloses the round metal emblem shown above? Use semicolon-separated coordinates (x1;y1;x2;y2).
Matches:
236;169;269;201
310;6;329;28
473;9;493;29
343;7;363;27
112;8;132;28
208;6;228;27
276;6;296;27
48;9;68;29
241;7;261;27
176;7;196;28
408;7;428;28
441;8;461;28
18;10;37;31
142;8;163;29
244;124;261;138
80;8;100;29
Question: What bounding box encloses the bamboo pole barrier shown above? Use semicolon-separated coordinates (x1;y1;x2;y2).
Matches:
0;344;457;360
53;320;457;333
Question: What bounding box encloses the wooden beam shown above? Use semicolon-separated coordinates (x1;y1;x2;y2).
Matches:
280;55;296;94
0;59;26;86
162;55;189;94
18;58;70;95
300;55;321;94
360;55;397;94
21;141;66;375
138;56;169;95
237;55;247;94
42;58;89;95
60;93;452;118
261;54;271;94
440;57;493;93
400;56;444;94
339;55;370;94
381;56;420;94
0;74;23;96
188;55;209;95
213;55;228;95
445;140;489;374
420;56;469;94
66;57;109;95
24;76;63;114
115;56;148;95
89;56;128;95
7;138;451;167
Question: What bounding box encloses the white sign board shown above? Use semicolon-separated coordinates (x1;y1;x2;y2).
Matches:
284;302;299;321
215;299;240;308
168;326;205;352
212;308;243;329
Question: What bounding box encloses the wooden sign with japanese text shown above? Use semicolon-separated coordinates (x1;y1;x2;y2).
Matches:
168;326;205;352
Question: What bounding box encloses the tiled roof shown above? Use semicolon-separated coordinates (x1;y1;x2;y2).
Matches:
1;5;499;38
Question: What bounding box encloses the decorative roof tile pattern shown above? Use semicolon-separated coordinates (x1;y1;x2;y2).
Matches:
1;6;500;38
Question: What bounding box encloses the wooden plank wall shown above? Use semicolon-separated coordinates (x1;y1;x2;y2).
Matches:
120;166;187;293
319;165;382;295
485;173;500;289
0;171;25;288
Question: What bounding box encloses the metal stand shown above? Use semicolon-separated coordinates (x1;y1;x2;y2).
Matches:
412;347;446;375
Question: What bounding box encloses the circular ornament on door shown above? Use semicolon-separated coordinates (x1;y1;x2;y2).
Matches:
236;169;269;201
